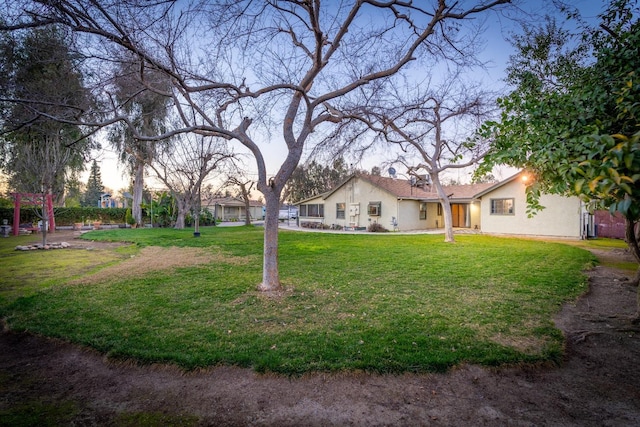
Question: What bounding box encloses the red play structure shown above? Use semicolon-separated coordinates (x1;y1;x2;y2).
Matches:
12;193;56;236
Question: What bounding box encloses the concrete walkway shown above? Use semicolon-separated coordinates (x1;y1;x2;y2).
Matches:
278;222;480;235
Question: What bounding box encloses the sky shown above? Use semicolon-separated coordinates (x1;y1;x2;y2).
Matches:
86;0;607;196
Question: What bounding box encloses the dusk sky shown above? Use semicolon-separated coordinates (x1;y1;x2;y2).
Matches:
90;0;608;194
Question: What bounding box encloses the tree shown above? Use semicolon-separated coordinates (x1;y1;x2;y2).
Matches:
0;26;93;245
479;1;640;320
225;172;256;226
84;160;103;207
109;54;172;227
337;76;495;242
0;27;92;197
148;134;233;229
284;158;350;203
3;0;511;292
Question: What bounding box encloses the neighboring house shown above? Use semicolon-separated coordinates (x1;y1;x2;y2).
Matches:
206;196;264;222
296;172;592;239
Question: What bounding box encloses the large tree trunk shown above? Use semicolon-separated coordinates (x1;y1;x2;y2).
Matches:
132;160;144;226
243;196;252;226
431;173;455;243
174;198;189;229
624;218;640;322
40;192;49;247
258;191;281;292
175;211;186;229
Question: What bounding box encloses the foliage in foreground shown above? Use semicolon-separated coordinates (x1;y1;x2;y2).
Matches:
479;2;640;293
0;227;595;374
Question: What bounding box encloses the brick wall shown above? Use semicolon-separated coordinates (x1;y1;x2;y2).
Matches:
594;211;626;239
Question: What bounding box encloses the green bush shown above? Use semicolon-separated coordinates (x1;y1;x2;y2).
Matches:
0;207;128;226
125;208;135;225
367;222;389;232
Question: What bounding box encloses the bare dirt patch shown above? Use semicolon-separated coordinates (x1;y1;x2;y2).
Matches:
24;229;130;251
71;245;247;285
1;242;639;426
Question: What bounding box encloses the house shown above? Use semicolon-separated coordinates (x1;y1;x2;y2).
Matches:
205;196;264;222
475;173;590;239
296;173;493;231
295;172;591;239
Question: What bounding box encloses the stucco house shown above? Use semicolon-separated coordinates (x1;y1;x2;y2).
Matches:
296;172;592;239
206;196;264;222
475;174;592;238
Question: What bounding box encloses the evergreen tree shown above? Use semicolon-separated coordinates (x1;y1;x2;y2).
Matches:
284;158;350;203
109;53;171;226
83;160;103;207
0;26;93;201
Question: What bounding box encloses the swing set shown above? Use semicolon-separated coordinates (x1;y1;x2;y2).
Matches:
11;193;56;236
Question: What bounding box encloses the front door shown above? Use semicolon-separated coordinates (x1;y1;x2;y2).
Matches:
451;204;467;228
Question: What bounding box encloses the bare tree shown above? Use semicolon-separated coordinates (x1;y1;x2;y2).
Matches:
378;79;496;242
148;134;234;230
315;74;495;242
2;0;511;291
108;53;172;227
225;172;256;226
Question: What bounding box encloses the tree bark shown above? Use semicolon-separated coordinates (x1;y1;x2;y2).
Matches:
624;218;640;321
132;160;144;227
40;192;49;247
241;184;252;226
174;198;190;229
430;173;455;243
258;191;281;292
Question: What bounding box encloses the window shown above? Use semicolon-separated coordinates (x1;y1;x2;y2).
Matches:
336;203;346;219
419;202;427;220
490;198;514;215
368;202;381;216
300;203;324;217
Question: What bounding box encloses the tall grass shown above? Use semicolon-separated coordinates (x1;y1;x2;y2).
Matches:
0;226;595;374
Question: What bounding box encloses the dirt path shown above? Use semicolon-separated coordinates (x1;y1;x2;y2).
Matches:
1;235;640;426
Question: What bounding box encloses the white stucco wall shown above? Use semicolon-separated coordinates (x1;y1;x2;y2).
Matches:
480;178;583;238
469;201;481;230
296;195;325;224
324;177;399;229
396;200;430;231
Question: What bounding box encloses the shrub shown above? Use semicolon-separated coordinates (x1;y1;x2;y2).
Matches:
368;222;389;232
125;208;135;225
0;207;128;226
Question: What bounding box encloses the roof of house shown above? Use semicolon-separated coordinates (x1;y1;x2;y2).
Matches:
473;172;524;198
357;174;438;199
206;196;263;207
437;182;497;201
295;192;330;205
319;173;496;202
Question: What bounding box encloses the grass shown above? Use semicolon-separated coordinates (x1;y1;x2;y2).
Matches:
556;236;637;274
0;233;135;306
0;226;597;374
0;400;78;427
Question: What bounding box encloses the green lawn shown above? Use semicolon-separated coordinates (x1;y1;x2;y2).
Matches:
0;227;596;374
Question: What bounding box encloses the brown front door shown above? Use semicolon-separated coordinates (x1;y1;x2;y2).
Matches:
451;204;467;228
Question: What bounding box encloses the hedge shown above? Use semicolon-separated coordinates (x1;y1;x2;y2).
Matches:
0;207;131;226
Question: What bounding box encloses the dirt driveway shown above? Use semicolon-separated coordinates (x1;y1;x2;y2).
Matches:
1;233;639;426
